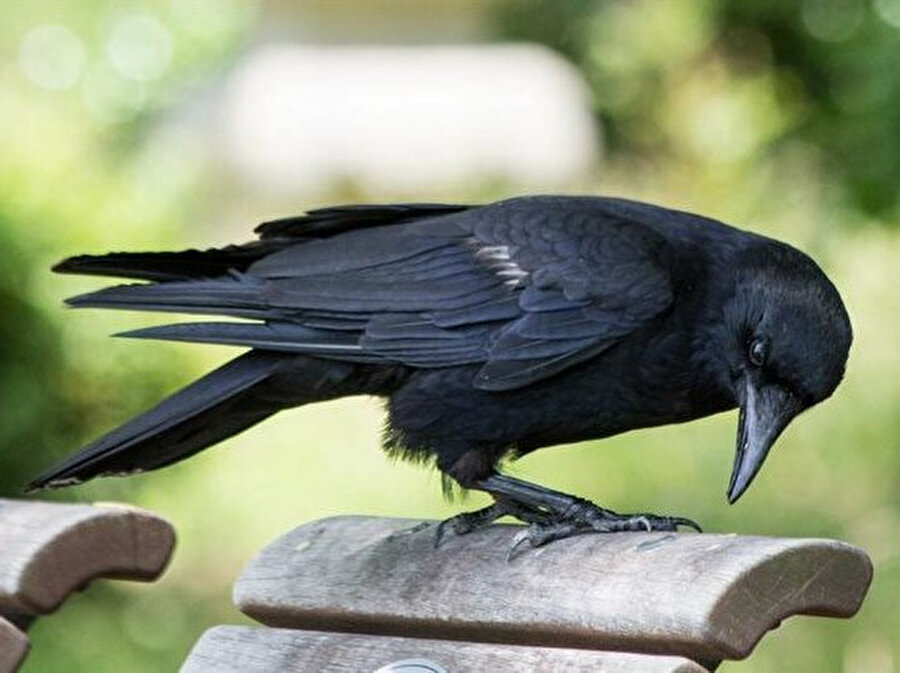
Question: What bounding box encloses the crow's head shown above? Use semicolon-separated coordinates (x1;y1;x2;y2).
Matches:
721;242;852;503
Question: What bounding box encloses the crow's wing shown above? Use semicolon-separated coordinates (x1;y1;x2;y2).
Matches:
73;197;675;391
255;203;470;239
461;198;674;389
53;203;470;282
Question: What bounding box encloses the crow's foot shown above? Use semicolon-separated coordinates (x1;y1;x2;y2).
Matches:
433;473;701;556
434;498;551;548
507;500;701;559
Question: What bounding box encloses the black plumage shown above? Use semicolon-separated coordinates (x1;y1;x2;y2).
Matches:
30;196;852;545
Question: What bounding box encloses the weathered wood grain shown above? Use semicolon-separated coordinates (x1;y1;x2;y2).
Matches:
179;625;707;673
234;516;872;662
0;616;28;673
0;499;175;615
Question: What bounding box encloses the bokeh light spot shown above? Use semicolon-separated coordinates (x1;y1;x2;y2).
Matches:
19;24;87;91
107;12;172;81
874;0;900;28
801;0;865;42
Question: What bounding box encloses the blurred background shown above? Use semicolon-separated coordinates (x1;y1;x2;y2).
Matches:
1;0;898;670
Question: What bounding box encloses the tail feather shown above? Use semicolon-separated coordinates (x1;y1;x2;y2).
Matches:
64;276;273;319
117;321;382;363
53;242;288;282
27;351;284;490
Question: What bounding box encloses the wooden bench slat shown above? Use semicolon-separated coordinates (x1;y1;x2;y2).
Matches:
180;626;707;673
234;516;872;663
0;499;175;615
0;616;28;673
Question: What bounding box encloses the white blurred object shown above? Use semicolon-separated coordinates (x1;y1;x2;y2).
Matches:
216;44;599;196
19;25;86;91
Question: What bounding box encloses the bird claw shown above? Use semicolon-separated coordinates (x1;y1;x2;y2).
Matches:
433;516;460;549
561;499;702;534
507;526;538;561
669;516;703;533
433;501;512;548
434;498;554;548
434;481;702;557
504;505;702;560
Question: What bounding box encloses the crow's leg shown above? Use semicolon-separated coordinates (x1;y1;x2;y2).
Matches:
472;473;701;554
434;497;551;548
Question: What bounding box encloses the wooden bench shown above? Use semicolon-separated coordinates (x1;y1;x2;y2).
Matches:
184;515;872;672
0;499;175;672
0;502;873;672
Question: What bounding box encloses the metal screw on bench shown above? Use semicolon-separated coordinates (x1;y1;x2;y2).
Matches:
374;659;447;673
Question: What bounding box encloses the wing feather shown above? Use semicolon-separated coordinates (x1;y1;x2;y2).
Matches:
66;197;674;390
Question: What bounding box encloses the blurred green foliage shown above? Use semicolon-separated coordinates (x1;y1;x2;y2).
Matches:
497;0;900;216
1;1;898;672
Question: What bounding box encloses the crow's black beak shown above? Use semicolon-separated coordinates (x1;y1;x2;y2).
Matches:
727;375;803;504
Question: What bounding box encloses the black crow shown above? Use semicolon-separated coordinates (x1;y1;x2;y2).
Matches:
28;196;852;547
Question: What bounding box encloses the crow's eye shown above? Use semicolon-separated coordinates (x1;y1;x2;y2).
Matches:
748;338;768;367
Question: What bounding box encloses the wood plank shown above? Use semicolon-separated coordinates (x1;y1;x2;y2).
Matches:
180;626;707;673
234;516;872;663
0;616;28;673
0;499;175;615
